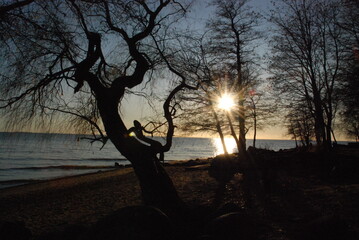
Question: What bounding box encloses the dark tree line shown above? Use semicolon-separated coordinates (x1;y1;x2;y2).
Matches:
270;0;358;148
338;0;359;141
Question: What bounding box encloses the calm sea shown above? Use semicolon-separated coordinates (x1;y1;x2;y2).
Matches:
0;132;333;189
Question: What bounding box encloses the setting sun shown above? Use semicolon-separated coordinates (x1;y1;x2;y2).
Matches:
218;93;235;111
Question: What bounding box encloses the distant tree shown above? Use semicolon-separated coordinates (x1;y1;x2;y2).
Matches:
206;0;261;156
337;0;359;47
286;119;299;147
285;104;315;147
337;0;359;141
270;0;345;150
246;88;277;148
0;0;193;210
247;93;259;148
339;52;359;141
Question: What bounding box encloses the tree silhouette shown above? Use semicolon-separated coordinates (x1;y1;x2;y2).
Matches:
270;0;344;150
206;0;262;156
246;89;277;148
0;0;193;210
285;103;315;147
338;0;359;141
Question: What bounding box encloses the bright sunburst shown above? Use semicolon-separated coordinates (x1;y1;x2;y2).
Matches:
213;137;237;155
218;93;235;111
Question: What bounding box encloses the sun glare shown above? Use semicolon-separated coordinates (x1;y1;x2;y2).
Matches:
218;94;235;111
213;137;237;155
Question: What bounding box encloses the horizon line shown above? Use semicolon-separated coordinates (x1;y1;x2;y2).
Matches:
0;131;354;142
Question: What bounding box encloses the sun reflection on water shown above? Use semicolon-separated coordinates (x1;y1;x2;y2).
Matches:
212;137;238;156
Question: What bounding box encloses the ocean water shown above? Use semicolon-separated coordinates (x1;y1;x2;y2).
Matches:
0;132;299;188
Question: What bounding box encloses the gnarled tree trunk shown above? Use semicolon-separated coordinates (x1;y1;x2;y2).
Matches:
95;89;184;210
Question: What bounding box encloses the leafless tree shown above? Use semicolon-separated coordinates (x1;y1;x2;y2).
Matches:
285;103;315;147
337;0;359;141
0;0;194;210
0;0;34;16
270;0;344;150
246;88;277;148
151;32;233;155
179;89;231;155
206;0;262;156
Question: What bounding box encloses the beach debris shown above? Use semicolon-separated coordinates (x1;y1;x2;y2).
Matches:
114;162;123;168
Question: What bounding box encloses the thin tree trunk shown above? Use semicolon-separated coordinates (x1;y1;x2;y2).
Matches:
226;112;240;153
211;105;229;155
294;134;298;148
312;90;327;149
252;105;257;149
233;21;246;156
253;118;257;148
238;98;246;155
325;109;333;149
331;128;337;144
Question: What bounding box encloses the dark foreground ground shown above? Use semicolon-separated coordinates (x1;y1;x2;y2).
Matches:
0;146;358;240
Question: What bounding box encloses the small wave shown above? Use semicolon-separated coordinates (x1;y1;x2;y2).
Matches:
0;179;41;189
1;165;119;171
86;158;128;162
0;179;40;184
0;157;128;162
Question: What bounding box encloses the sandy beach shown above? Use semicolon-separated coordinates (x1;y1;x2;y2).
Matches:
1;150;359;239
0;161;216;237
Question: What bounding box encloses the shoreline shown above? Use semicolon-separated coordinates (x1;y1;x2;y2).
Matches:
0;168;120;190
0;159;216;237
0;166;142;236
0;158;211;190
0;167;134;195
